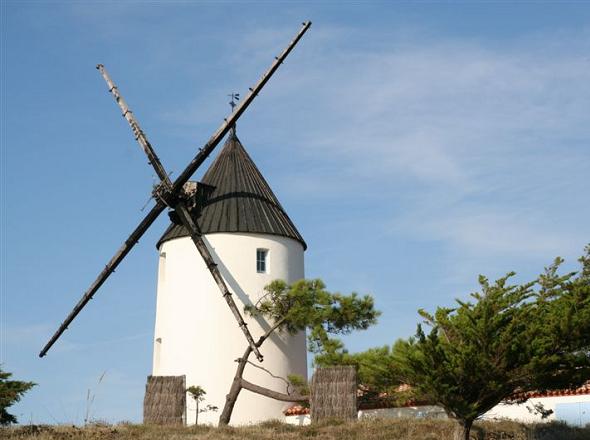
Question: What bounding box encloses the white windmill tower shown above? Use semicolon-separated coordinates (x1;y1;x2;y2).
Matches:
151;116;308;425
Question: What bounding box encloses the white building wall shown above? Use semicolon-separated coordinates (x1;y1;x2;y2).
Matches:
483;394;590;424
152;232;307;425
285;414;311;426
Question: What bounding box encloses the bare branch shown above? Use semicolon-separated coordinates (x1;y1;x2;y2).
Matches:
256;316;287;348
252;290;274;309
245;360;293;394
241;379;309;403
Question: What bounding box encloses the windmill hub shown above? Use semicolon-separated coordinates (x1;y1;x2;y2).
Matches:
167;181;216;225
151;181;177;207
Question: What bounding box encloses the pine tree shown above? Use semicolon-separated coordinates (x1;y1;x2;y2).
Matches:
0;367;35;425
392;246;590;440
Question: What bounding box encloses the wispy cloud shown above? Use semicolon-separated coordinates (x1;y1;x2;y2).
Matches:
222;25;590;261
393;205;581;257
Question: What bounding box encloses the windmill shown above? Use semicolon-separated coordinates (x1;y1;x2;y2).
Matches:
39;21;312;364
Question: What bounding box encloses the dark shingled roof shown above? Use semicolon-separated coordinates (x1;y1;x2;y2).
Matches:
157;132;306;249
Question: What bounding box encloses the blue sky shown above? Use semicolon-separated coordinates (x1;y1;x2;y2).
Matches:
2;1;589;425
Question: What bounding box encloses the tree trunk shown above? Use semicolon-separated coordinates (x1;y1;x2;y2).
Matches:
195;400;199;426
219;345;252;426
219;374;243;425
453;419;473;440
219;318;287;426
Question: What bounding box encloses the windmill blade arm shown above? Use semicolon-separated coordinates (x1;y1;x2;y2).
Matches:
173;202;264;362
96;64;172;187
172;21;312;193
39;201;166;358
39;20;312;359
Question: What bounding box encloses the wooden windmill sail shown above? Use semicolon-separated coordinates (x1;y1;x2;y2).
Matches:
39;21;312;362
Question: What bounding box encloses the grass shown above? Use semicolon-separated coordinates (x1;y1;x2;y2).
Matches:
2;418;589;440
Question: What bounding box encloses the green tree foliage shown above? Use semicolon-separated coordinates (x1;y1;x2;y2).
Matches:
246;279;380;354
287;374;310;399
392;246;590;440
0;367;35;425
186;385;217;425
186;385;206;404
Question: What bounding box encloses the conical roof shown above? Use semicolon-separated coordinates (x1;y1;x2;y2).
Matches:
157;132;306;249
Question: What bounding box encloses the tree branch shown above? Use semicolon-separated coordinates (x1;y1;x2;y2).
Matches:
241;378;309;403
252;290;274;309
246;360;293;394
220;315;290;425
256;316;287;348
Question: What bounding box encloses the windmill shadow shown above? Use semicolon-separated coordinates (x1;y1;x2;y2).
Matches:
205;237;292;358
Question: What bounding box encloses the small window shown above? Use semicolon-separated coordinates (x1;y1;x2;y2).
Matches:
256;249;268;273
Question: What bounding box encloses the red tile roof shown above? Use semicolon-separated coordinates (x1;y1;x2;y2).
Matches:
509;382;590;400
285;405;309;416
284;382;590;416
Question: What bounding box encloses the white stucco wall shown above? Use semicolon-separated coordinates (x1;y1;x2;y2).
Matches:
152;232;307;425
359;405;447;420
483;394;590;425
285;414;311;425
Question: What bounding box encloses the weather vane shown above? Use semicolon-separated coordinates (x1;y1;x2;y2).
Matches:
228;93;240;112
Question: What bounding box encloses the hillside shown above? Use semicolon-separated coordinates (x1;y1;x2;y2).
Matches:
2;419;589;440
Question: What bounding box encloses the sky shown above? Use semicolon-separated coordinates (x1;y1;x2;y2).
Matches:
2;0;590;425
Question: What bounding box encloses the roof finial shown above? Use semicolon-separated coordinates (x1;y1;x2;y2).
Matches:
228;92;240;137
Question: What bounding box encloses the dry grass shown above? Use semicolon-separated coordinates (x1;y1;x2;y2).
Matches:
2;418;589;440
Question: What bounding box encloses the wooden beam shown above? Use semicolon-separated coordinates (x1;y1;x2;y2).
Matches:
39;200;167;357
171;21;312;194
97;64;172;188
